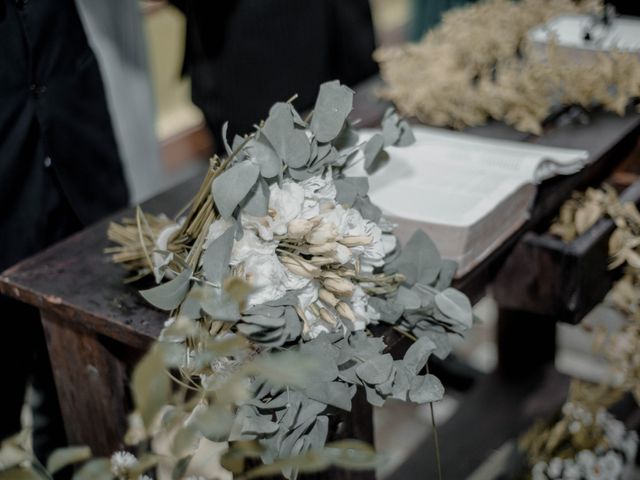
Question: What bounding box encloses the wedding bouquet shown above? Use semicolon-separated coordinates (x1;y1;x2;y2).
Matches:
107;81;473;478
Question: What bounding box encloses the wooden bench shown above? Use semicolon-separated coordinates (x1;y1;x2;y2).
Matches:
2;76;640;479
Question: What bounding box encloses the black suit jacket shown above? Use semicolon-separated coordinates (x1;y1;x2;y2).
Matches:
0;0;128;270
172;0;378;146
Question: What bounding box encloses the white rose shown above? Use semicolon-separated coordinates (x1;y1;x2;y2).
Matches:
270;180;305;231
243;253;287;306
349;286;380;330
301;173;337;203
230;230;277;265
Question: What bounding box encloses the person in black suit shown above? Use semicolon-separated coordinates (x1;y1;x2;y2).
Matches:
170;0;378;149
0;0;128;461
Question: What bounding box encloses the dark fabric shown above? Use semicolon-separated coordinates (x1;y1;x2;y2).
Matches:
0;0;129;238
172;0;378;149
0;0;129;460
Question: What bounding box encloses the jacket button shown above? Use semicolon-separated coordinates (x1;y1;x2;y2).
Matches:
44;157;52;168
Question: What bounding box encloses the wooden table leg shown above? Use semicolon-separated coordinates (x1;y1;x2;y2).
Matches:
41;309;129;455
496;308;557;380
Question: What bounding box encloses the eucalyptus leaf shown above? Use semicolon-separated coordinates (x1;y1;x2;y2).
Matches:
334;176;369;207
140;267;192;311
0;468;45;480
391;361;411;401
46;446;92;474
200;288;241;322
363;133;389;175
352;195;382;223
304;381;353;411
310;80;354;143
307;416;329;450
131;345;171;428
395;286;422;310
364;384;386;407
194;405;236;442
435;288;473;328
171;425;200;458
212;161;260;217
241;416;280;436
408;374;444;404
202;226;234;285
368;297;404;323
71;458;112;480
403;336;437;374
387;229;441;285
171;455;193;480
242;177;270;217
251;134;282;178
355;354;394;385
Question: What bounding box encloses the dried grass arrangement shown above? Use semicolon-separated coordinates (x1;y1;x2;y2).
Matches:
375;0;640;135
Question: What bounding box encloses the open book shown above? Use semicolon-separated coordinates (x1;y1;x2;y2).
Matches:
529;14;640;54
351;127;589;277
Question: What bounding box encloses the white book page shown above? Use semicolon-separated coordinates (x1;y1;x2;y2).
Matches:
351;126;589;227
529;15;640;52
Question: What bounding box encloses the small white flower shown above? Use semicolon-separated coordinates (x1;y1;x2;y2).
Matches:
547;457;562;478
622;433;638;461
599;451;623;478
563;459;580;480
569;420;582;434
110;451;138;477
577;450;596;469
349;286;380;330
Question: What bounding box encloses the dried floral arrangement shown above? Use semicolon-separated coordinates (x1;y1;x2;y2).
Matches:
103;81;474;478
550;183;640;401
375;0;640;135
519;381;637;480
512;185;640;479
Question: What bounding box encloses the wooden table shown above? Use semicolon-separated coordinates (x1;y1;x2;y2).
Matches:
2;77;640;479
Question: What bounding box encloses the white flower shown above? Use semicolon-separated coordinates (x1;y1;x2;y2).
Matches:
269;180;306;230
349;286;380;330
577;450;597;470
622;433;638;461
230;230;277;265
243;253;306;306
110;451;138;477
532;462;548;480
603;418;626;448
547;457;563;478
599;451;623;478
563;459;581;480
301;173;337;203
138;476;152;480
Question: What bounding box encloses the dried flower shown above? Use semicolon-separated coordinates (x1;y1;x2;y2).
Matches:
306;223;338;245
323;277;355;297
110;451;138;477
318;288;339;307
287;218;314;239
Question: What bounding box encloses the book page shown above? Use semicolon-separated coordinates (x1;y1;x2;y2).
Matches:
351;126;589;227
529;15;640;52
